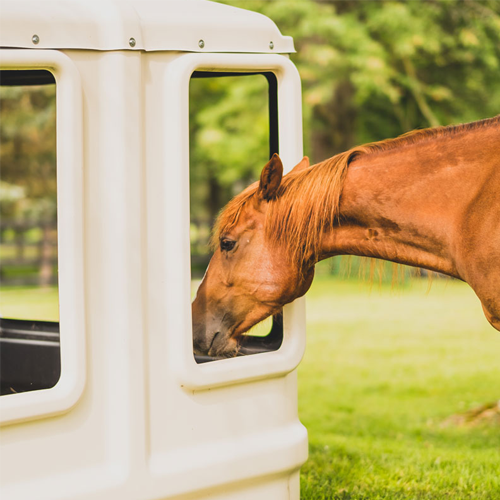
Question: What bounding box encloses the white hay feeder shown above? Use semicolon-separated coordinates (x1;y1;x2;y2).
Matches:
0;1;307;499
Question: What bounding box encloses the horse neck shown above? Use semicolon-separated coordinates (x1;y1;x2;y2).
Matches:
317;126;498;279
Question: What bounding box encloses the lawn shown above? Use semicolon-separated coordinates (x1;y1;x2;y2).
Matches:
299;272;500;499
0;286;59;321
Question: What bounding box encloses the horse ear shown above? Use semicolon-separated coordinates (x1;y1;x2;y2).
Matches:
256;153;283;202
291;156;310;174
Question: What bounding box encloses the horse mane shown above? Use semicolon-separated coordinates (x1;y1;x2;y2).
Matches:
213;115;500;267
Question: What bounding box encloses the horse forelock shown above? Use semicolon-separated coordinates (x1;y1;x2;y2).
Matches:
210;184;258;250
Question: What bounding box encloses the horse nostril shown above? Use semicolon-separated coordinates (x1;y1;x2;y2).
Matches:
209;331;220;352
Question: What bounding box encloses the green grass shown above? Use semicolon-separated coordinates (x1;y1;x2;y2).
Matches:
299;274;500;499
0;286;59;321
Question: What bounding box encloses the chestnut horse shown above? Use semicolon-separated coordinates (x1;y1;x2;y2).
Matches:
192;116;500;357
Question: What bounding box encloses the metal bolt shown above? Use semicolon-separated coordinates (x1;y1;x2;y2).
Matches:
198;39;205;49
129;37;136;48
32;34;40;45
269;41;274;50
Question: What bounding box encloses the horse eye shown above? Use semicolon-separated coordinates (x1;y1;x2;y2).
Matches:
220;238;236;252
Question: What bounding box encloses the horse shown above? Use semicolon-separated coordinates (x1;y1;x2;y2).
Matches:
192;116;500;357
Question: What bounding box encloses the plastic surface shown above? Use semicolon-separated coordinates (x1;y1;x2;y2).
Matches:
0;42;306;500
0;0;295;54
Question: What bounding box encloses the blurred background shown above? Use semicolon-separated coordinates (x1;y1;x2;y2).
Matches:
1;75;58;320
1;1;500;497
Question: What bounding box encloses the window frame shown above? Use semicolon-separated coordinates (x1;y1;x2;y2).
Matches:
0;50;86;425
154;53;306;390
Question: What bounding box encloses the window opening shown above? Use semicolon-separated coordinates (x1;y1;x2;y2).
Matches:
0;69;60;395
189;71;283;363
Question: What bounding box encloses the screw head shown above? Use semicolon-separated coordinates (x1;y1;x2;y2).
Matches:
32;34;40;45
198;39;205;49
129;37;136;48
269;41;274;50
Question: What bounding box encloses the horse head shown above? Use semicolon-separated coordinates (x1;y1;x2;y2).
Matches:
192;154;315;357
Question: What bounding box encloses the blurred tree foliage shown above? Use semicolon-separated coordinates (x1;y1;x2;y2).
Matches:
219;0;500;161
0;84;56;220
190;75;270;224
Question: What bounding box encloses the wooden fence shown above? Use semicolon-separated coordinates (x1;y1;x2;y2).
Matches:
0;220;58;287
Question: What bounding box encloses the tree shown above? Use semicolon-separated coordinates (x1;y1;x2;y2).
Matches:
220;0;500;159
0;83;56;221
